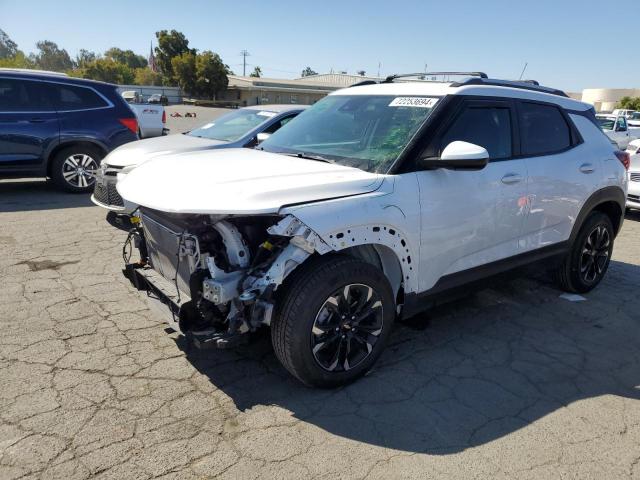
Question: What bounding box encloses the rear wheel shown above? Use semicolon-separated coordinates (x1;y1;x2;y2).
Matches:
50;146;102;193
271;256;395;388
556;211;614;293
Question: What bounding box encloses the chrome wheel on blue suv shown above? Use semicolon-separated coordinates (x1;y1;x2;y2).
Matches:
50;146;103;193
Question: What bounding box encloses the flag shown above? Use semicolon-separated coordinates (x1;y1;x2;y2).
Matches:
148;42;158;72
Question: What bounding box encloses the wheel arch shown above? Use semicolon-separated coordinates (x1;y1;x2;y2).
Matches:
570;186;625;243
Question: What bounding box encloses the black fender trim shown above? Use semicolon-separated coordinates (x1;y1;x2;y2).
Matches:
569;186;625;241
45;138;109;163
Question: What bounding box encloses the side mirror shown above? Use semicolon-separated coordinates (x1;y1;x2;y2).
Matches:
256;132;271;144
423;141;489;170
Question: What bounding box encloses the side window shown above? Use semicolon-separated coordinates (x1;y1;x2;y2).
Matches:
52;84;108;110
616;117;627;131
0;78;53;111
441;106;512;160
262;114;297;134
519;102;571;156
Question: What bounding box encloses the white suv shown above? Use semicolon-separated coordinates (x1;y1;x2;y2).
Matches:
117;72;628;387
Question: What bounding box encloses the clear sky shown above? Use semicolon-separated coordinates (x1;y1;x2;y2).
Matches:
1;0;638;92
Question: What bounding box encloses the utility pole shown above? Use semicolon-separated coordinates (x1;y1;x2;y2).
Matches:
240;50;250;76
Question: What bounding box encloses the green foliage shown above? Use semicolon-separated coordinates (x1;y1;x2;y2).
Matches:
0;29;18;59
76;58;135;84
171;52;197;94
249;66;262;78
134;68;163;86
75;49;96;68
171;50;229;98
301;66;317;77
616;96;640;111
155;30;194;81
0;50;34;68
104;47;147;69
31;40;73;71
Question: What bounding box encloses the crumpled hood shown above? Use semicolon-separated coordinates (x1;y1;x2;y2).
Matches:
104;134;225;168
117;148;383;214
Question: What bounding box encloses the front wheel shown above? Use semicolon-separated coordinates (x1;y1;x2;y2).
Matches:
271;256;395;388
555;211;614;293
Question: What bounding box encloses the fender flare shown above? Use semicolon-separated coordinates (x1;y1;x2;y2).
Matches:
569;186;625;244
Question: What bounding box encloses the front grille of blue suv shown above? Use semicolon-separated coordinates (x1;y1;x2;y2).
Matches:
0;69;139;192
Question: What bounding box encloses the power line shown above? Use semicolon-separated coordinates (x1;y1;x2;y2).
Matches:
239;49;250;76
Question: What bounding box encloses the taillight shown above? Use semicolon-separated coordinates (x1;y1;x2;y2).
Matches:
119;117;138;135
162;110;166;124
615;150;630;170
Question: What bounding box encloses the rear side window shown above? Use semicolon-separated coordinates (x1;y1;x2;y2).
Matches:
441;106;512;160
52;84;109;110
519;102;571;156
0;78;54;111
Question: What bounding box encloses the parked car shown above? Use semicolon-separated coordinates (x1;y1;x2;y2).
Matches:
121;91;166;138
596;114;640;149
92;104;306;214
627;111;640;127
117;73;627;387
612;108;638;119
0;68;138;192
148;94;169;106
626;139;640;210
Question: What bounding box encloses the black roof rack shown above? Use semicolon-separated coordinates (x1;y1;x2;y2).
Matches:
450;77;568;98
383;71;488;83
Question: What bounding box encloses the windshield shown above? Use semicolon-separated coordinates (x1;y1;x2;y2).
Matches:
630;112;640;120
597;117;615;130
259;94;438;173
188;109;276;142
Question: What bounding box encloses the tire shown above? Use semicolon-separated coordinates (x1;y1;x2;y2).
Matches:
555;211;614;293
50;146;103;193
271;255;395;388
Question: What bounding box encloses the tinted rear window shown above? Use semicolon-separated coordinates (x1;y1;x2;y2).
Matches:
53;84;109;110
0;78;54;111
519;102;571;156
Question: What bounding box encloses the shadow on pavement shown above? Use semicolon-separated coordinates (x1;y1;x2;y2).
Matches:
176;260;640;454
0;179;94;212
625;209;640;222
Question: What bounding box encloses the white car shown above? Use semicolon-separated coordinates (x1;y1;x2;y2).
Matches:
596;114;640;149
122;91;166;138
626;139;640;209
612;108;638;119
91;105;305;214
117;72;627;387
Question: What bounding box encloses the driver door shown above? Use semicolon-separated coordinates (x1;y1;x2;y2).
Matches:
414;99;528;292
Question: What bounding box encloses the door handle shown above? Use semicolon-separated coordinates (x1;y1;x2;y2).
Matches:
28;118;46;123
501;173;523;184
579;163;595;174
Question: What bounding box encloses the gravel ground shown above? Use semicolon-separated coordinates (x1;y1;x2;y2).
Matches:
1;180;639;479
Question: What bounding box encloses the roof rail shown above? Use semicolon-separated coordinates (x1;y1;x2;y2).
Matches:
450;77;568;97
384;71;488;83
0;67;68;77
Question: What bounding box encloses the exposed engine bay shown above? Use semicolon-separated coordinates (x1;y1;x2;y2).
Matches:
123;208;331;348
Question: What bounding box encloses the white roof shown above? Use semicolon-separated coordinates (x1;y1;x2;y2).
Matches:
331;81;592;111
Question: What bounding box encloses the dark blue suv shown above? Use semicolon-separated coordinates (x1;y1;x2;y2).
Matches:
0;69;138;192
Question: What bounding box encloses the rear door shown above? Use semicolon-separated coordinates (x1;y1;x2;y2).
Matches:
0;77;59;172
414;98;528;291
518;101;595;250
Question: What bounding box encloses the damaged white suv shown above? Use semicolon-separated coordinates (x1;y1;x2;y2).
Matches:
118;73;628;387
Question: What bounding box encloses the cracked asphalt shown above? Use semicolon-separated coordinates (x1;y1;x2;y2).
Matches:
1;178;639;479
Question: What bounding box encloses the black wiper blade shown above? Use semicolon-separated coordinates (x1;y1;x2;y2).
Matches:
283;152;334;164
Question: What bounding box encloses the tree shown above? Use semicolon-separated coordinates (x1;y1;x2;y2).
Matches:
249;66;262;78
155;30;194;81
171;52;197;96
77;58;135;84
0;50;34;68
301;66;317;77
104;47;147;69
0;29;18;59
31;40;73;71
616;96;640;111
195;51;229;99
75;49;96;69
134;67;163;86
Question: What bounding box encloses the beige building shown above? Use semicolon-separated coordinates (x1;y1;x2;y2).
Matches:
216;73;379;106
580;88;640;112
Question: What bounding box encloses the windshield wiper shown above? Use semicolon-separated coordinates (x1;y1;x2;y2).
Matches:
281;152;334;164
